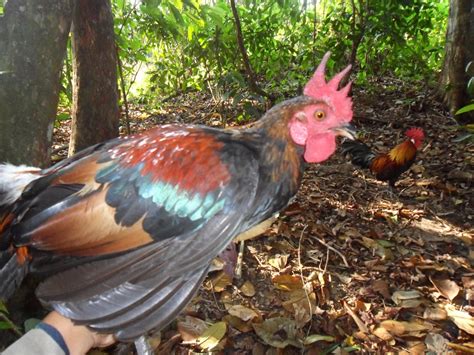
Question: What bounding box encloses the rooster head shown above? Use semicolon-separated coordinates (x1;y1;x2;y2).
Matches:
405;127;424;148
289;52;355;163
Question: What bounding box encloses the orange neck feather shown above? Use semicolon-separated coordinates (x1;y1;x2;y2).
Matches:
388;141;416;164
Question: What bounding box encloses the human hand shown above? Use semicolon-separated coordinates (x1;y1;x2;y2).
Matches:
43;311;115;355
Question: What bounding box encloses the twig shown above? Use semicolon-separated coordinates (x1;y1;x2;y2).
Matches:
323;248;330;274
297;225;314;343
208;279;225;312
229;0;274;102
251;251;267;269
343;301;369;333
313;236;349;267
235;240;245;279
116;51;131;135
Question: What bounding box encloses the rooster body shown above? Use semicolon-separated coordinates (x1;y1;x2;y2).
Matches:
341;128;425;187
0;53;355;341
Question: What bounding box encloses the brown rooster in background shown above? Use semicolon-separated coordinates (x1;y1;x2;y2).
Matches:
341;127;425;187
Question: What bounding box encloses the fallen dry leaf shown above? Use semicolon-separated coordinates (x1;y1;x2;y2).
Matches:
379;320;433;338
207;271;232;292
391;290;423;308
399;340;425;355
223;315;253;333
253;317;301;348
240;280;256;297
425;333;450;354
227;305;259;322
332;346;351;355
177;316;208;343
220;290;233;310
292;295;315;328
268;254;289;270
196;321;227;351
373;326;394;341
303;334;335;345
272;274;303;291
446;305;474;335
282;289;315;311
360;237;393;259
423;307;447;321
372;279;391;299
429;276;460;301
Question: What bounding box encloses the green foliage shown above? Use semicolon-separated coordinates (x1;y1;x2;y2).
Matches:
112;0;448;104
319;0;448;79
0;301;22;335
456;104;474;115
57;0;450;107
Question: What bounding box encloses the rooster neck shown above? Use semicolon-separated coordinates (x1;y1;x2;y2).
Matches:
388;140;417;164
233;112;304;226
241;107;305;187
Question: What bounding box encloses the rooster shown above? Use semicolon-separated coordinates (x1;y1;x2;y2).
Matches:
341;127;425;187
0;52;355;344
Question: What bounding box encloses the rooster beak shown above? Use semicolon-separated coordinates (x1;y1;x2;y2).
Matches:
333;123;356;140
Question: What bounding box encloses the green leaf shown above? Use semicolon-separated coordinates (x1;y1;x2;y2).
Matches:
0;321;13;330
0;301;9;314
205;6;226;26
56;113;70;122
169;4;185;25
378;239;395;247
467;77;474;96
452;133;474;143
456;103;474;115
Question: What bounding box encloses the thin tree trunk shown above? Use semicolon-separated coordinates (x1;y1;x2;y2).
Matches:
229;0;273;101
439;0;474;124
68;0;119;156
0;0;74;166
348;0;366;69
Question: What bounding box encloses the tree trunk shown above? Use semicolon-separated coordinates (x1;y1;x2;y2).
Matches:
68;0;119;156
229;0;273;102
0;0;73;166
439;0;474;124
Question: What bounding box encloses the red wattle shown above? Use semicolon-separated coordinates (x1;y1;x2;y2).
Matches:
304;133;336;163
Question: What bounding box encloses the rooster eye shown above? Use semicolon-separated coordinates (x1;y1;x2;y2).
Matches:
314;110;326;121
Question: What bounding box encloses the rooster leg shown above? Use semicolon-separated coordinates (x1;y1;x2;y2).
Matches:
233;215;279;278
134;335;154;355
388;179;397;189
386;182;399;199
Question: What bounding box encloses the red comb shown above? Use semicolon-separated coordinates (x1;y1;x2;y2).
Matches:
303;52;353;122
405;127;425;141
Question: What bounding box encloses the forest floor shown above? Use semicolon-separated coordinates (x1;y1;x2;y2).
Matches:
51;78;474;354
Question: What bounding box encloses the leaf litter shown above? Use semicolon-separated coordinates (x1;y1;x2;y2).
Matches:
49;78;473;354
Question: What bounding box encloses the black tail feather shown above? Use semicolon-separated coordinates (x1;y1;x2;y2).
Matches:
0;251;29;300
340;139;376;169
